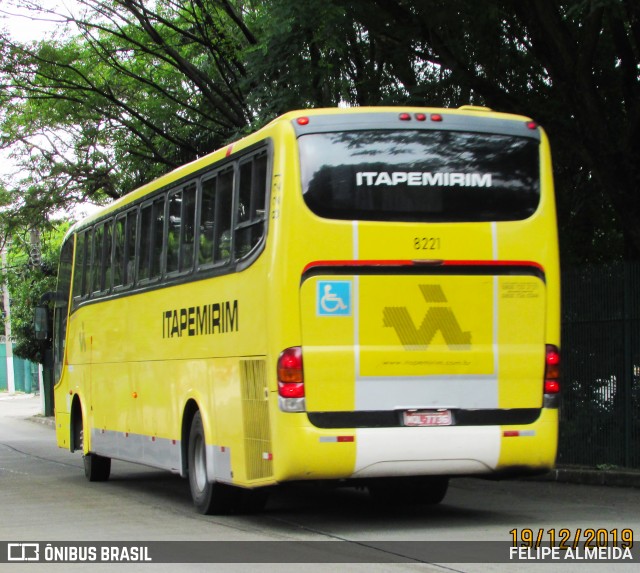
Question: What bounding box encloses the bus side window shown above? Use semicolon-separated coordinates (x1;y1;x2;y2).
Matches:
235;152;268;259
199;176;216;266
113;215;126;288
165;182;196;275
167;190;182;274
139;203;153;281
151;197;165;280
72;231;87;305
81;230;91;298
215;168;233;263
90;225;103;295
138;197;165;282
125;208;137;285
101;219;113;292
181;183;196;272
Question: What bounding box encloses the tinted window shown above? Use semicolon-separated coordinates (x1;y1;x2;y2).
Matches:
72;231;87;300
125;209;137;285
90;225;104;293
101;220;113;292
298;130;539;222
139;197;165;281
113;215;126;287
113;212;136;288
167;183;197;274
235;152;268;258
199;169;233;266
167;191;182;274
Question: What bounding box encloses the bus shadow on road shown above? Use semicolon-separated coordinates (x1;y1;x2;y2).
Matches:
88;466;520;529
248;479;511;526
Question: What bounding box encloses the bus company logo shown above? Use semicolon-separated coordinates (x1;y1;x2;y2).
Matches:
383;284;471;351
317;281;351;316
8;543;39;562
162;300;238;338
356;171;492;187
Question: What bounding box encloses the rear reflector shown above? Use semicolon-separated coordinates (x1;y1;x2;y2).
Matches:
503;430;536;438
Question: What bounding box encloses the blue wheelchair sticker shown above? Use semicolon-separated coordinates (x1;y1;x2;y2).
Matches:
317;281;352;316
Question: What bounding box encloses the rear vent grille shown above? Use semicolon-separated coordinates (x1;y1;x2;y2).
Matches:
240;359;273;480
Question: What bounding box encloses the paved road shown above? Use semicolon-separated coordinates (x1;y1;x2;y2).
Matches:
1;394;639;572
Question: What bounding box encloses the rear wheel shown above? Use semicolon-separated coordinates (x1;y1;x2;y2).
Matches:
188;411;238;515
368;476;449;505
83;453;111;482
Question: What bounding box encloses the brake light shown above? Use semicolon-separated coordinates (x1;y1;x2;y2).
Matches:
278;347;306;412
278;346;303;385
544;344;560;394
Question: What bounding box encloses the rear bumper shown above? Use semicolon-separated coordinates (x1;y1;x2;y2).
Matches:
272;407;558;482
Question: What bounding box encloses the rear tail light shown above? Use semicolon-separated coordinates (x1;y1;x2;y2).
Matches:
544;344;560;394
278;347;305;412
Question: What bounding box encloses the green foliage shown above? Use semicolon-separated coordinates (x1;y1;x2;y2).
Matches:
3;222;70;363
0;0;639;263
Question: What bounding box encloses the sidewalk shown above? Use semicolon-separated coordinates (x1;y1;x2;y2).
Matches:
0;392;54;428
2;391;639;489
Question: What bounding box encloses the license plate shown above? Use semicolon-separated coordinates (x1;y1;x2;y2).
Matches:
403;409;453;427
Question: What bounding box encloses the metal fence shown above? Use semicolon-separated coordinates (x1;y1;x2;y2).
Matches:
559;261;640;469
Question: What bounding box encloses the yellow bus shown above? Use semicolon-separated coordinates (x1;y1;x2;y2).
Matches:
46;106;560;514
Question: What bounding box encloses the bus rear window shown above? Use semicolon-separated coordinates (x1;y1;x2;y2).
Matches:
298;130;540;222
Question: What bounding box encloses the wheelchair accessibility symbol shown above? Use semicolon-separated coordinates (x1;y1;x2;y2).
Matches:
317;281;351;316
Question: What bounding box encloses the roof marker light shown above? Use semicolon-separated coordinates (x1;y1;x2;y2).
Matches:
430;113;443;122
297;117;310;126
415;113;427;121
526;121;538;130
399;113;411;121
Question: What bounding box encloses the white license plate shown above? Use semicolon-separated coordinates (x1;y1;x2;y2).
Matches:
403;409;453;427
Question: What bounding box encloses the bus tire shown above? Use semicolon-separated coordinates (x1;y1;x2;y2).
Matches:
84;453;111;482
368;476;449;505
188;411;237;515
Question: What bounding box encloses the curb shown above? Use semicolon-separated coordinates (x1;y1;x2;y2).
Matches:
29;415;55;428
531;467;640;489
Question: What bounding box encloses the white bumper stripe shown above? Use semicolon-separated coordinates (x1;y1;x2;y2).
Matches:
353;426;500;478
